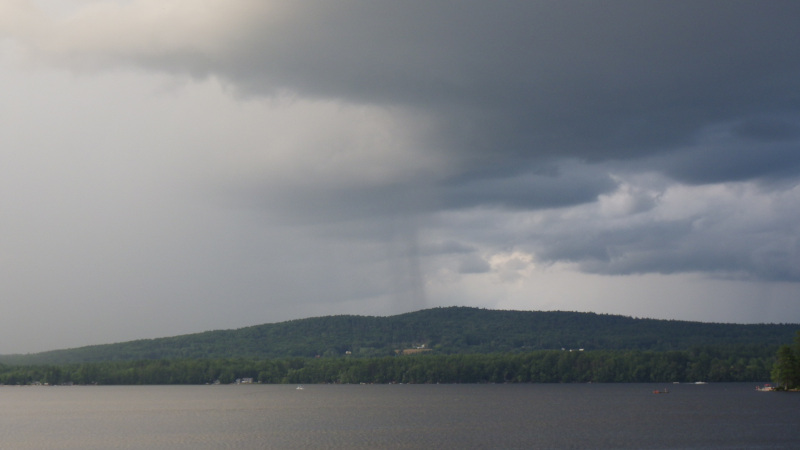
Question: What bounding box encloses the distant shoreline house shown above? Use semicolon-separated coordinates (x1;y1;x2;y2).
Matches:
395;344;432;355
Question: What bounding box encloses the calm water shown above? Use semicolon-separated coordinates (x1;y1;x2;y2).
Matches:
0;383;797;449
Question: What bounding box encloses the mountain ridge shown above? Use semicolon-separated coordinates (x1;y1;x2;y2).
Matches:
2;306;796;365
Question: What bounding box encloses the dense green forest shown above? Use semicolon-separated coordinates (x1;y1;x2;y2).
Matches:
0;307;795;386
2;307;796;365
0;348;776;386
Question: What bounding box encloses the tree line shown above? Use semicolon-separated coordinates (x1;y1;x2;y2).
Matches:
0;348;775;386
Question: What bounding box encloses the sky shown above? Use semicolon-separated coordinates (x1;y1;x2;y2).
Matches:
1;0;800;354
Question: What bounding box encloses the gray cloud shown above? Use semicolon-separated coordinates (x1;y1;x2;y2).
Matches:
457;254;491;275
438;160;617;210
2;1;800;352
523;179;800;282
16;2;800;170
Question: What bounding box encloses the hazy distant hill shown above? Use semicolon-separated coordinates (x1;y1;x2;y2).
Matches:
2;307;797;365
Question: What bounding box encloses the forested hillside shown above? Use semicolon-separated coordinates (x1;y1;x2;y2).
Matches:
2;307;796;365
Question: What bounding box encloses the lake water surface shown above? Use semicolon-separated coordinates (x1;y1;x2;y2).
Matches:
0;383;797;449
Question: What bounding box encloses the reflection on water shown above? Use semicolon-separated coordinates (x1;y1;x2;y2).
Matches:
0;383;797;449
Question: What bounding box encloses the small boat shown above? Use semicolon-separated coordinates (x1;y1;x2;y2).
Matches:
652;388;669;394
296;385;304;390
755;384;774;392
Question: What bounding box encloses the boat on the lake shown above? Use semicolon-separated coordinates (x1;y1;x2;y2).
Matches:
652;388;669;394
756;384;774;392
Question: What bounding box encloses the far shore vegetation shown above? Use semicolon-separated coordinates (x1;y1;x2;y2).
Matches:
0;347;785;386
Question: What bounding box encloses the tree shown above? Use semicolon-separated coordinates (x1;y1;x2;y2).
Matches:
771;331;800;390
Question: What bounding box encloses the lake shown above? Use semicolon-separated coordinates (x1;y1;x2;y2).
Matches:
0;383;797;449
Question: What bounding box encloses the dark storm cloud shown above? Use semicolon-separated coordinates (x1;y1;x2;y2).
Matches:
28;1;800;195
574;222;800;282
235;158;617;228
733;117;800;142
642;113;800;185
661;142;800;185
438;160;617;210
83;0;798;225
191;1;800;168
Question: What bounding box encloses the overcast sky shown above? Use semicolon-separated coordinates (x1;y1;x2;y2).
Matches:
1;1;800;354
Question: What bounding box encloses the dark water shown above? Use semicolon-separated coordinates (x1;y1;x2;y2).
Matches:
0;383;797;449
